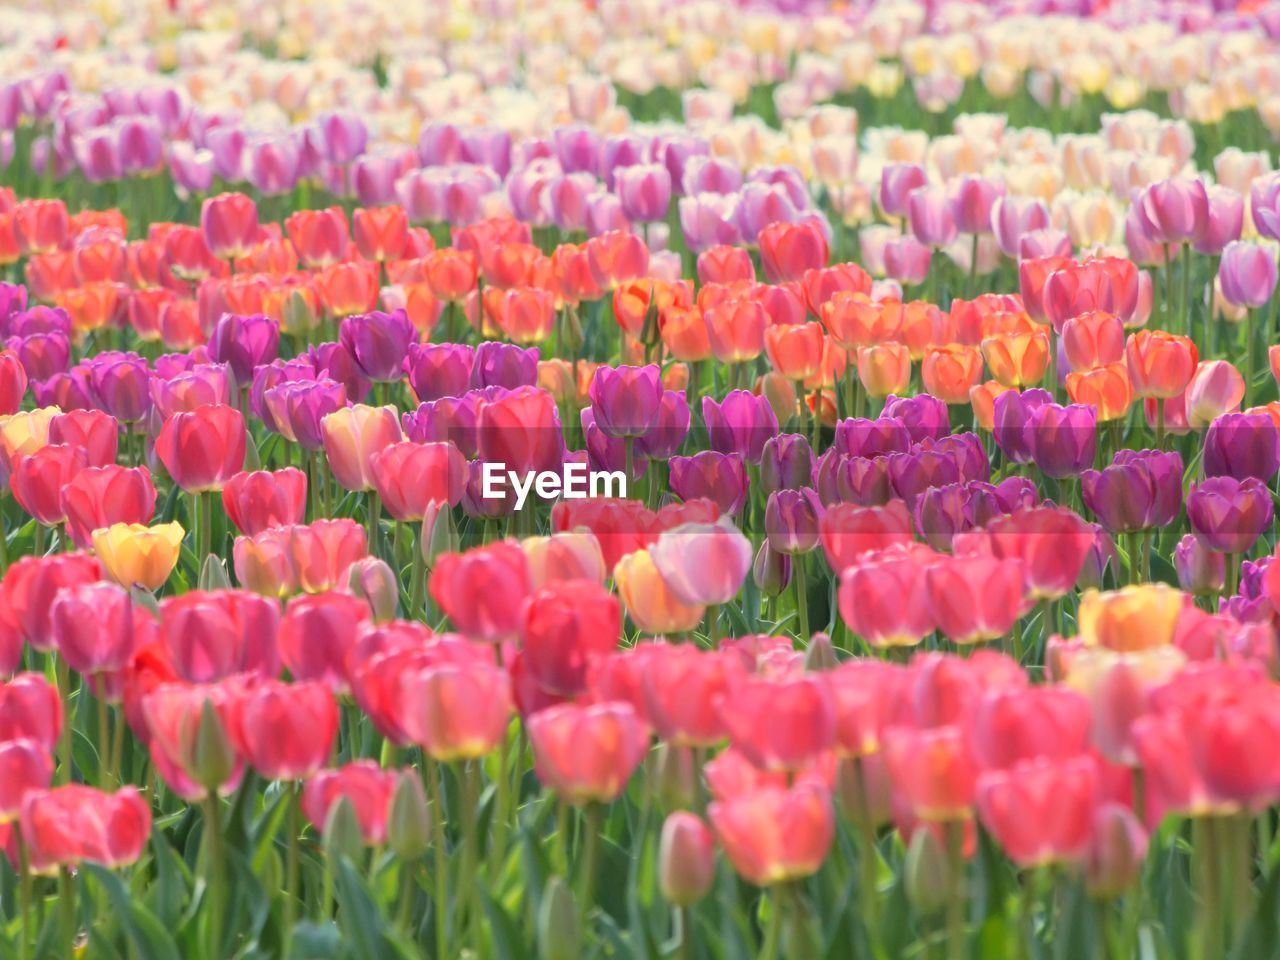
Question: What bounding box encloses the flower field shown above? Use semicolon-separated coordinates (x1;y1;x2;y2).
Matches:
3;0;1280;957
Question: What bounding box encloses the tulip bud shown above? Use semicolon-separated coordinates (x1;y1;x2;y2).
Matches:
537;876;581;960
422;504;459;572
283;288;319;335
658;812;715;907
804;632;839;672
193;699;237;795
1086;803;1147;899
346;556;399;622
387;773;431;861
199;554;232;591
652;743;697;811
905;827;952;916
323;795;366;864
753;540;792;597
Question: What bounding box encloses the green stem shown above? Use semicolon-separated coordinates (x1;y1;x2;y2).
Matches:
707;604;721;647
97;689;112;788
366;490;381;557
204;794;225;960
17;834;31;960
427;763;450;959
410;522;425;621
460;761;481;948
55;656;72;784
793;553;810;641
1245;308;1257;408
810;387;822;450
285;781;300;952
59;866;74;960
758;885;785;960
490;728;511;878
396;857;417;934
578;803;604;941
854;758;883;958
945;820;966;960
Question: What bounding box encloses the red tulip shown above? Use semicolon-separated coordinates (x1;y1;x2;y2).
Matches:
19;785;150;872
142;680;245;800
289;519;369;594
709;782;835;886
47;408;118;466
154;404;247;493
279;592;370;693
0;348;28;415
968;687;1092;770
61;465;157;549
957;505;1094;601
352;206;409;263
826;660;909;758
9;444;88;525
369;440;467;521
721;675;836;772
0;673;62;753
158;589;281;683
398;661;512;761
222;468;307;536
0;739;52;819
924;554;1026;645
49;581;142;678
528;701;649;804
643;645;746;747
819;500;914;573
0;553;102;651
201;192;260;260
759;220;829;283
884;725;978;820
286;207;350;269
976;755;1099;867
429;540;532;643
518;579;620;699
301;761;397;844
230;679;338;780
839;545;937;648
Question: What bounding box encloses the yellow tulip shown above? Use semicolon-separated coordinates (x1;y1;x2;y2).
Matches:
614;548;704;635
93;522;185;591
1077;583;1188;653
0;406;60;463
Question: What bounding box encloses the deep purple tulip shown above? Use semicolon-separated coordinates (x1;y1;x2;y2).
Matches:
462;458;515;520
32;370;94;410
1025;402;1097;480
250;358;317;434
582;407;646;481
310;341;372;404
833;416;911;459
588;364;663;439
87;352;151;422
8;331;70;381
814;451;894;507
0;282;28;334
881;394;949;444
264;378;347;450
209;312;280;384
760;433;813;494
635;390;691;460
765;487;823;555
702;390;779;463
1080;449;1183;533
1186;476;1273;555
886;446;962;509
10;305;70;337
992;388;1053;464
913;482;974;551
928;433;990;483
405;342;475;402
402;392;488;458
670;451;748;516
1203;412;1280;482
966;476;1040;528
338;309;415;383
470;341;538;390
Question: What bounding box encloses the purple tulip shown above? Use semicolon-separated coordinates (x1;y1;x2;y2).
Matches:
1203;411;1280;481
1174;534;1226;596
1186;476;1273;555
0;282;29;334
462;457;515;520
116;116;163;175
470;341;538;390
588;364;663;439
1192;185;1244;256
149;363;234;419
1138;177;1209;245
759;433;813;494
702;390;779;463
8;331;70;381
582;407;646;481
553;125;601;176
882;394;949;444
635;389;691;460
878;163;926;219
601;134;650;190
657;136;711;188
264;378;348;450
765;487;823;555
338;309;415;383
670;451;748;516
913;482;974;551
418;122;464;166
87;352;151;422
678;194;743;253
1080;449;1183;533
402;393;488;458
887;447;962;509
949;175;1005;235
1019;229;1073;260
314;111;369;165
968;476;1041;526
928;433;990;483
540;173;597;232
1249;172;1280;242
169;142;215;197
616;163;672;223
883;235;931;285
736;182;801;243
246;135;302;196
992;388;1053;464
1026;402;1097;480
833;417;911;460
250;358;317;432
908;186;958;248
310;341;372;403
32;370;94;410
209;312;280;384
405;342;475;402
682;156;743;196
11;305;70;337
992;195;1051;258
1218;241;1278;309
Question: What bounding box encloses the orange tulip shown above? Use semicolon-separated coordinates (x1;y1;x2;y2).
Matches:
614;548;705;634
900;301;950;360
980;330;1050;388
352;206;409;263
921;343;983;404
970;380;1015;430
856;342;911;398
803;336;848;391
493;286;556;344
1077;584;1186;653
660;305;711;362
1125;329;1199;399
1062;311;1124;371
424;248;478;302
1066;362;1133;421
820;292;896;349
56;281;127;336
707;299;768;364
381;282;441;335
481;242;540;289
316;261;380;317
764;321;826;382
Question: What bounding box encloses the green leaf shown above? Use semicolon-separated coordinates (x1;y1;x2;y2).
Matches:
83;863;183;960
480;890;526;960
1052;879;1094;960
290;921;343;959
334;856;392;960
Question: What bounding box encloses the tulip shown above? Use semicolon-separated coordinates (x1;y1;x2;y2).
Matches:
528;701;649;804
1077;584;1186;652
648;518;753;607
278;592;368;693
339;309;416;383
1025;402;1097;480
1086;804;1148;898
697;246;755;285
520;579;620;699
368;440;466;522
1218;241;1278;309
1080;449;1183;534
969;505;1096;601
1185;360;1245;428
1125;330;1198;400
221;468;307;536
285;519;368;595
1174;535;1226;596
286;208;349;269
476;385;563;477
50;581;141;677
669;451;748;516
1138;177;1208;245
201;193;259;261
266;378;348;451
1187;476;1273;556
20;785;150;872
406;342;474;403
819;500;914;573
921;344;983;405
659;812;715;906
399;662;512;761
142;683;244;799
908;186;958;248
721;675;835;772
0;348;26;414
430;540;531;643
702;391;778;463
615;548;706;634
705;299;767;365
9;444;87;526
159;590;280;684
155;405;247;493
87;352;150;423
93;522;184;591
709;783;834;886
0;674;63;751
1;554;103;652
588;364;662;440
1203;412;1280;482
61;465;157;549
231;680;337;780
320;404;403;492
924;554;1026;645
885;724;978;820
302;762;397;844
764;322;825;382
352;206;408;263
1066;362;1134;422
759;220;829;284
883;236;931;285
765;488;823;556
976;755;1098;868
981;331;1049;390
0;739;52;820
839;546;936;648
208;312;279;384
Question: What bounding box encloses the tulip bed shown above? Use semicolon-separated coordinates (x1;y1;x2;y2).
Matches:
4;1;1280;959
